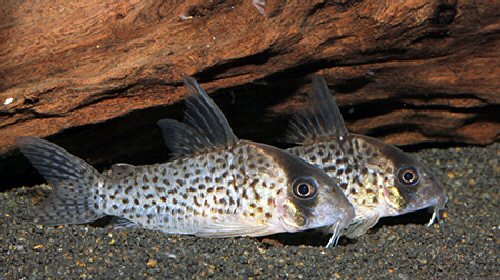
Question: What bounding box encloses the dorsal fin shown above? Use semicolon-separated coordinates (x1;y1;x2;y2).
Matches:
183;77;238;145
157;119;213;157
285;75;349;144
157;77;238;156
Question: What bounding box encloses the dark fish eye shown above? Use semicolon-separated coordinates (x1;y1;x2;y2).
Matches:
293;178;318;199
398;167;419;186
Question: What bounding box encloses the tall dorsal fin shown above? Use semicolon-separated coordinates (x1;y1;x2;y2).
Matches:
157;77;238;156
285;75;349;144
157;119;213;157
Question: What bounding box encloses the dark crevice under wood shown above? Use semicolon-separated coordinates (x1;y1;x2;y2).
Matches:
1;0;499;189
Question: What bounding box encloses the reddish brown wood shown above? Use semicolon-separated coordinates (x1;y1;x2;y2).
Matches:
0;0;498;187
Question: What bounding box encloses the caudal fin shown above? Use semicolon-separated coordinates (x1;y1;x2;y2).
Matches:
16;136;107;225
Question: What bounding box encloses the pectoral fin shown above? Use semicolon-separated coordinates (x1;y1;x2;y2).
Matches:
344;213;380;239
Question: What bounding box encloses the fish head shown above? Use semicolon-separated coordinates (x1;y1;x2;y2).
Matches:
362;136;448;216
264;144;355;232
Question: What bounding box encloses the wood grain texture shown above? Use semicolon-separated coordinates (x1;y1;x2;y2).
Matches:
1;0;498;187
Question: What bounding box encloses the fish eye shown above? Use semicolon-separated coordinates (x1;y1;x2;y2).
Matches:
292;178;318;199
398;167;419;186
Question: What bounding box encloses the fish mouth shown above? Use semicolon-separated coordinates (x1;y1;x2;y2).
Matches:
406;194;444;211
402;193;447;214
400;191;448;227
427;194;448;226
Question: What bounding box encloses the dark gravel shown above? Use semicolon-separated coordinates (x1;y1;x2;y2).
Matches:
1;144;499;279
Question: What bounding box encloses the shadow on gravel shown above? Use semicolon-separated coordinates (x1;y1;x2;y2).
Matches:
257;208;435;247
257;230;343;247
376;208;434;227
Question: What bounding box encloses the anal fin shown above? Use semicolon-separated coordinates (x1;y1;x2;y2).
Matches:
195;217;279;238
105;217;138;231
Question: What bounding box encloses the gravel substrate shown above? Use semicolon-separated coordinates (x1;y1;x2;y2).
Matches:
1;143;499;279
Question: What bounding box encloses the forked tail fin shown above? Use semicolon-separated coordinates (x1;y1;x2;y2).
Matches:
16;137;107;225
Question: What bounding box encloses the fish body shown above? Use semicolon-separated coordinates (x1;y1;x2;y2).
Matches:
99;140;351;236
18;77;354;244
286;75;448;238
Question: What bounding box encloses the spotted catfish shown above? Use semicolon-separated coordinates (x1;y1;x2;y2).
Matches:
17;77;354;246
285;75;448;238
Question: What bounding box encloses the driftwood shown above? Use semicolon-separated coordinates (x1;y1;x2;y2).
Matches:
0;0;499;188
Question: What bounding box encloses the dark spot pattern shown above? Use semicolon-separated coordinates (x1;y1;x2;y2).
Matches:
97;143;292;234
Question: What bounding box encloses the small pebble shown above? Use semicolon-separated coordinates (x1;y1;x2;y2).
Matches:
146;259;158;268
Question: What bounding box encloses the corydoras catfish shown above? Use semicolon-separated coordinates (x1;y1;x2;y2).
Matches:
285;75;447;238
17;77;354;246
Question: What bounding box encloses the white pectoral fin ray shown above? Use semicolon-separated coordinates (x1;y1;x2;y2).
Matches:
427;206;444;227
195;217;279;238
157;77;238;155
344;212;380;239
286;75;349;144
